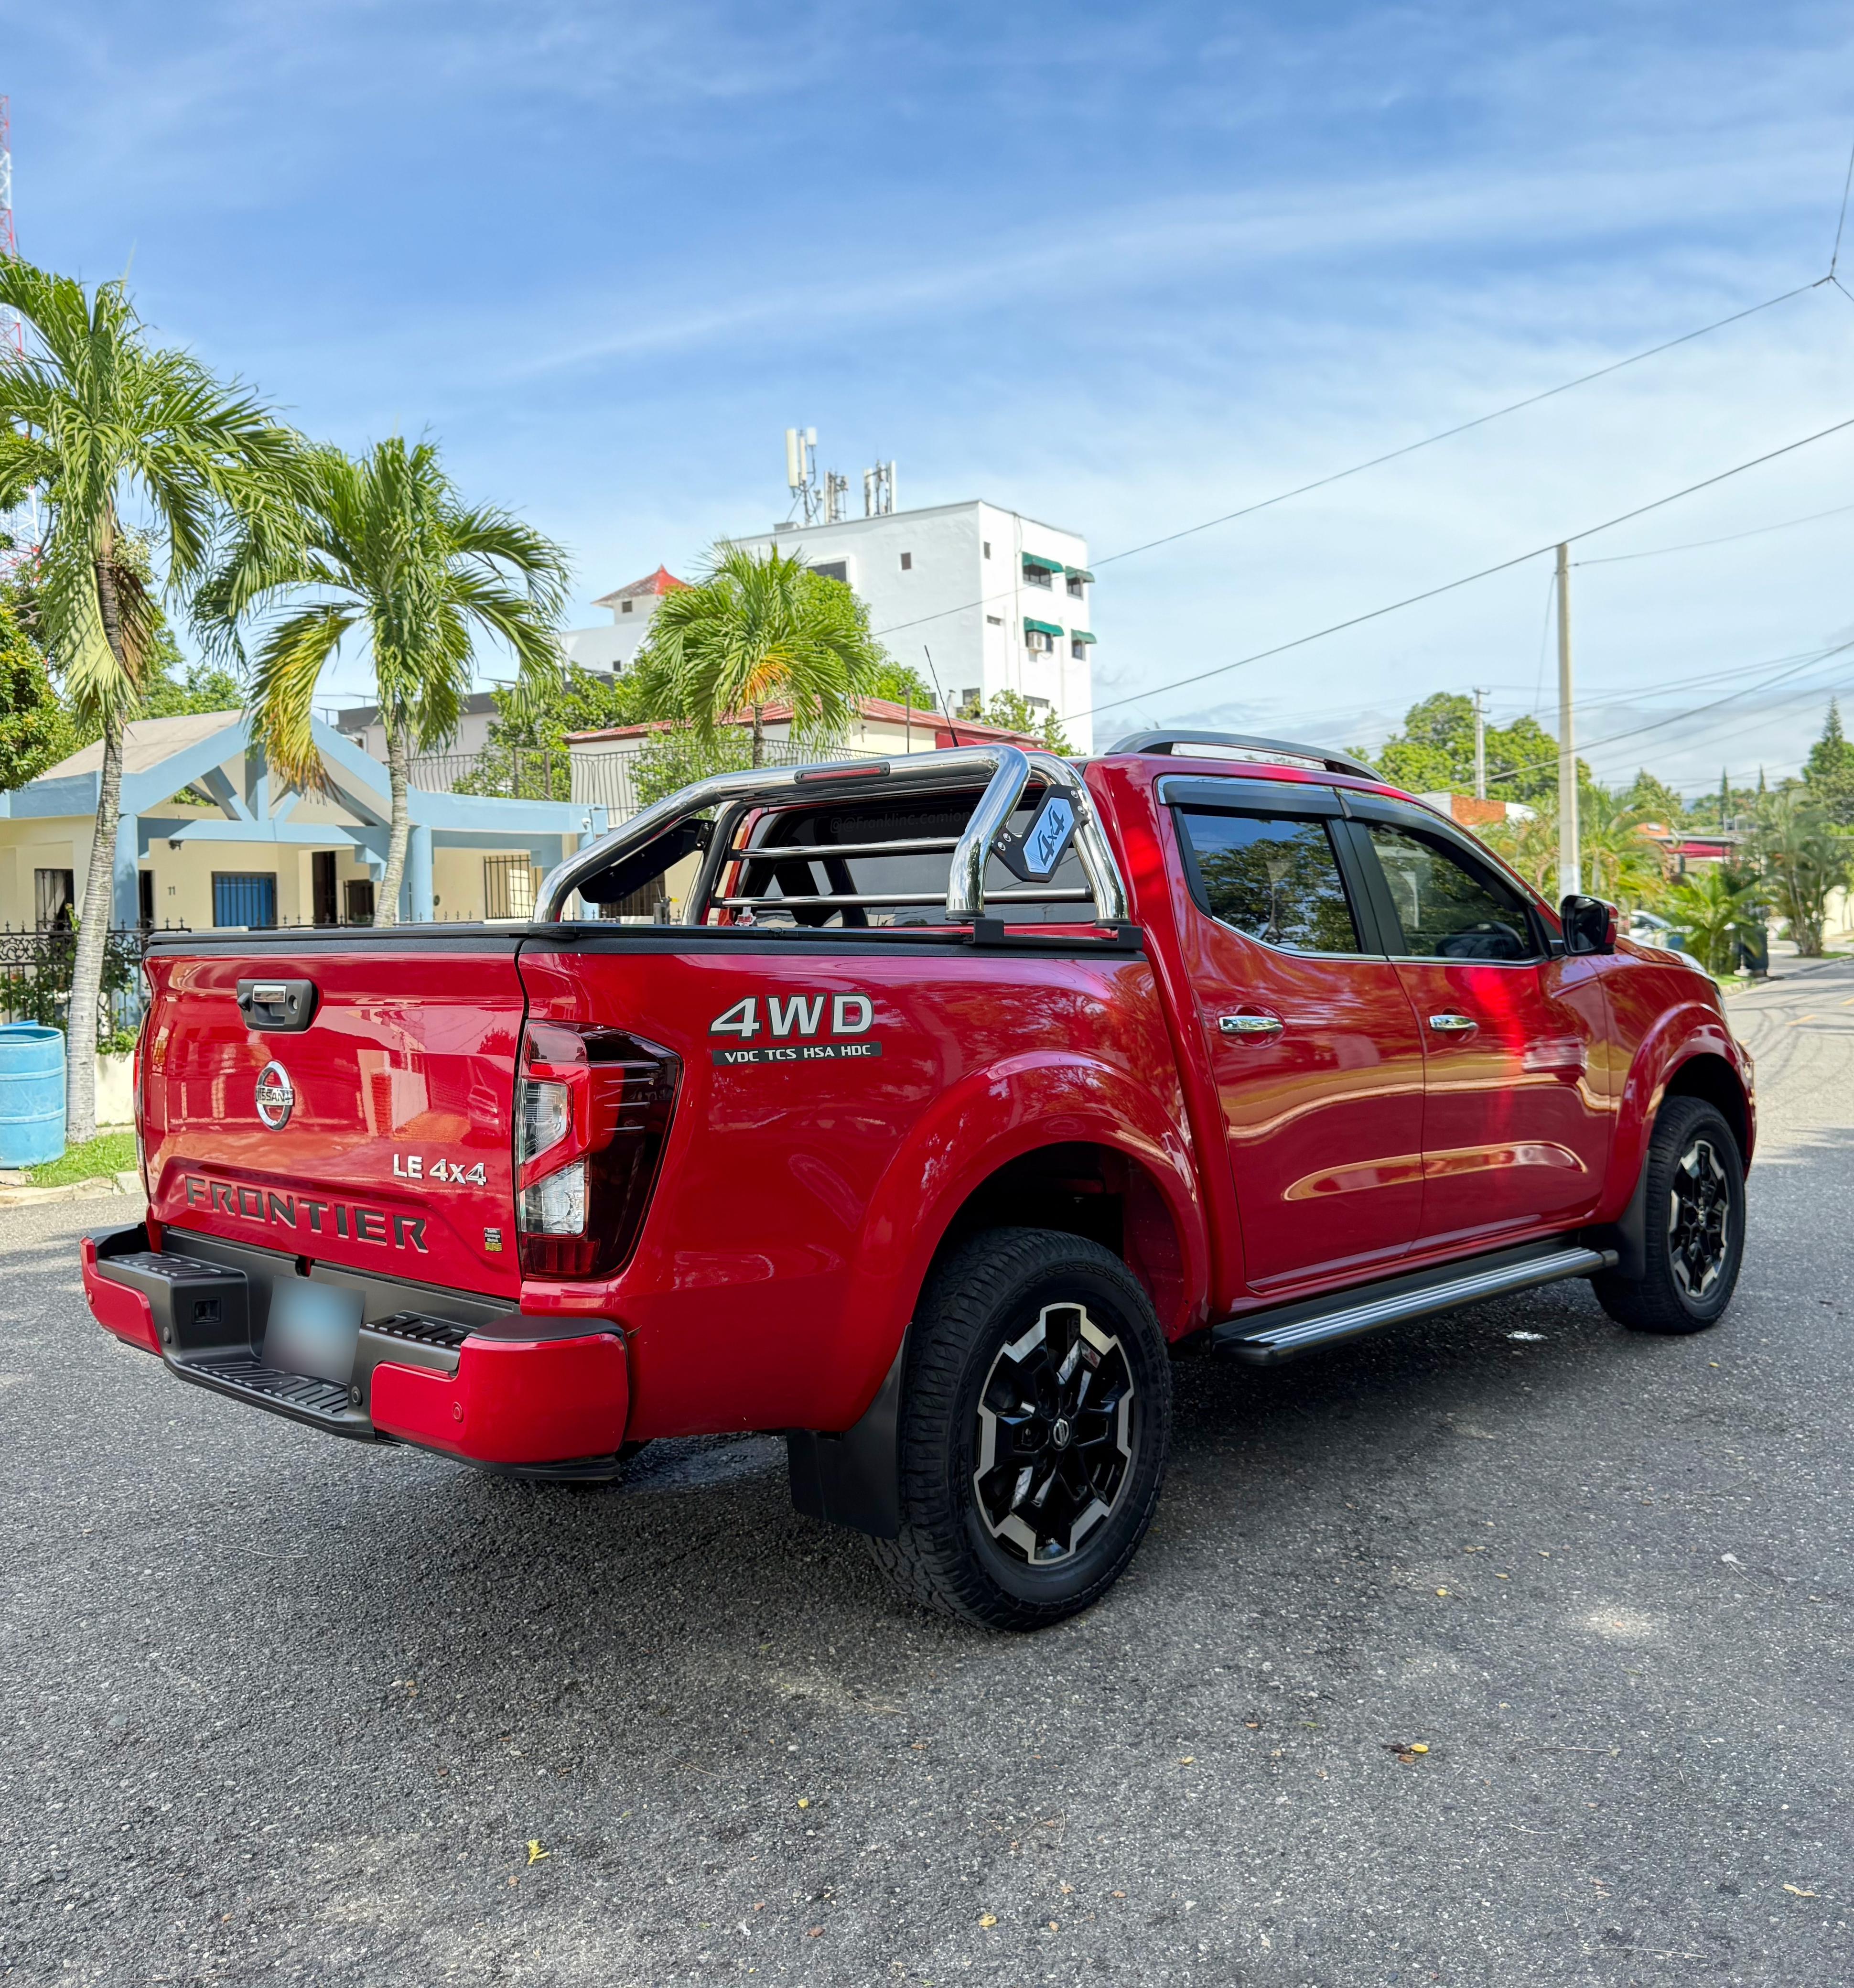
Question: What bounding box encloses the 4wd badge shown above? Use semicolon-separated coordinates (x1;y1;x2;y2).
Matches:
708;992;882;1068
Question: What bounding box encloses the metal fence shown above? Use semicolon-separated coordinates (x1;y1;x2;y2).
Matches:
407;748;567;800
0;926;163;1044
569;739;869;821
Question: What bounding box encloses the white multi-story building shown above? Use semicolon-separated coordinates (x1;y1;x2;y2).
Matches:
726;502;1096;751
558;565;688;672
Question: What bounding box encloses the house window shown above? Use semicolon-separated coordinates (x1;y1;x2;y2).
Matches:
212;873;277;930
1067;574;1085;598
32;869;75;930
810;560;848;584
343;879;376;926
1023;559;1055;589
1024;618;1063;655
899;551;912;571
1071;639;1086;660
484;853;536;920
983;541;992;558
986;615;1003;626
620;598;633;614
138;871;155;929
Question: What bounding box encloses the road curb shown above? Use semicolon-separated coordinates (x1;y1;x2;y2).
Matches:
0;1174;141;1207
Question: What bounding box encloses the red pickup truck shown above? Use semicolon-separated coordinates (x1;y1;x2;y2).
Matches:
83;732;1752;1629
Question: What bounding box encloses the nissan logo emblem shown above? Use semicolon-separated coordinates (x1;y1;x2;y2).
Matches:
255;1061;295;1131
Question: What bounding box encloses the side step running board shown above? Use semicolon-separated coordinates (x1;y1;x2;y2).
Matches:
1211;1242;1617;1367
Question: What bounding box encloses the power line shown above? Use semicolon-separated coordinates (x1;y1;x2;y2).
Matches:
1091;284;1829;572
1262;637;1850;747
1080;411;1854;723
1481;639;1854;793
1832;123;1854;278
866;279;1834;653
1572;500;1854;567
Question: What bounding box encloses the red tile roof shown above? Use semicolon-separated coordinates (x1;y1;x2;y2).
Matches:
591;565;689;608
567;695;1042;750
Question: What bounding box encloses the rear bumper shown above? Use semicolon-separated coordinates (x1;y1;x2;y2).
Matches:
81;1225;629;1474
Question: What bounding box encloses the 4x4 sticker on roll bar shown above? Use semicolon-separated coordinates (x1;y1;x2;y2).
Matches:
709;993;883;1068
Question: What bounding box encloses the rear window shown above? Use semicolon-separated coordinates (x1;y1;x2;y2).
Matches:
1174;808;1362;954
718;793;1099;928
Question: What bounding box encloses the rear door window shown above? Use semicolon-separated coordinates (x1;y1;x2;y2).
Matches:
1174;809;1363;954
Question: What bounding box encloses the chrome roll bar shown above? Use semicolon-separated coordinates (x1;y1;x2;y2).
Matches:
535;744;1129;926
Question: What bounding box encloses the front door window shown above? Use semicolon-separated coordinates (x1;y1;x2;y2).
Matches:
1362;822;1610;1246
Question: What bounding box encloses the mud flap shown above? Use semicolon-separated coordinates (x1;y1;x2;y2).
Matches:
1587;1147;1650;1283
786;1337;905;1540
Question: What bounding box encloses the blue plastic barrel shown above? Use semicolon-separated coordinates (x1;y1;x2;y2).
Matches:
0;1024;66;1166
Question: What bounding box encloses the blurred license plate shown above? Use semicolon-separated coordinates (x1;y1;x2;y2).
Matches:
263;1280;363;1384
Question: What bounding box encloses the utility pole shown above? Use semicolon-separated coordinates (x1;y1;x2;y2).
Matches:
1472;687;1487;801
1555;543;1580;901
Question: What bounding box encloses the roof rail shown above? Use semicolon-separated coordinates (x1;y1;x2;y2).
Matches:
1104;729;1379;783
536;745;1130;925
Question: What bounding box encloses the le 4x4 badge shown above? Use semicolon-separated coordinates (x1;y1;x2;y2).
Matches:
708;992;883;1068
392;1153;488;1185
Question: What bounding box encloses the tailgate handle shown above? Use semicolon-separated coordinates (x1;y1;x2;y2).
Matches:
236;977;320;1033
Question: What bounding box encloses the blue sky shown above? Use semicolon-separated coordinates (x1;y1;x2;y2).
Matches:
7;1;1854;792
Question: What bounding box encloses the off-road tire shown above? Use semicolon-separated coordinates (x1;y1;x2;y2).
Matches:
1593;1096;1745;1334
868;1226;1172;1631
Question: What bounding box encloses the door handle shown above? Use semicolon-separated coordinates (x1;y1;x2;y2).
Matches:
1219;1012;1284;1038
1427;1012;1478;1033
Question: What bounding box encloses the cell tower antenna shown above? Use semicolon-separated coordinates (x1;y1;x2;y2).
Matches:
0;96;19;355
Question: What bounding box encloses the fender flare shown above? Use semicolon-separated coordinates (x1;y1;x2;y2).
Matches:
1592;1009;1753;1274
787;1053;1209;1538
1605;1008;1752;1215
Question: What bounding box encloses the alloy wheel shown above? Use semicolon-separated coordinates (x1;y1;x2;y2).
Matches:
1668;1135;1731;1301
972;1302;1136;1565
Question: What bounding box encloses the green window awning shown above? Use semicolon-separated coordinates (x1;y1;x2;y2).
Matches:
1065;566;1095;583
1024;617;1065;638
1068;629;1097;644
1021;551;1063;571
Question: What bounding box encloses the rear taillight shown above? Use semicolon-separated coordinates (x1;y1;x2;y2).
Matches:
515;1020;680;1279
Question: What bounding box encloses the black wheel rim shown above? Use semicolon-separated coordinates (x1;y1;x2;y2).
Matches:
971;1302;1136;1565
1668;1135;1731;1301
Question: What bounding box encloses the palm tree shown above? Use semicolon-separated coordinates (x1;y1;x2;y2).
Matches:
0;259;298;1142
631;541;882;765
1482;787;1662;909
1751;789;1851;958
1575;785;1665;908
196;438;569;922
1663;865;1761;976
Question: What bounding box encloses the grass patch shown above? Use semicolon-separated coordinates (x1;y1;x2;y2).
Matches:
22;1131;138;1188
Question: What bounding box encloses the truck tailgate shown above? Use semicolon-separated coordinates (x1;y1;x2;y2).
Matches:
141;942;525;1300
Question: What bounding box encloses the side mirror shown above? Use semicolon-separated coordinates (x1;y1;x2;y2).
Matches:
1560;894;1618;956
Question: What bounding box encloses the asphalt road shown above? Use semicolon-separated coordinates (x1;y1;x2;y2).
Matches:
3;959;1852;1988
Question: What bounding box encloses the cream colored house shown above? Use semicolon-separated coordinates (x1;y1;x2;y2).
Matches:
0;711;606;931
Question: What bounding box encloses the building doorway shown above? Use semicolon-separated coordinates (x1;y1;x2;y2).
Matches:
312;851;339;926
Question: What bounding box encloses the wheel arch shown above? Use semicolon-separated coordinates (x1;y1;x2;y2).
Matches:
1592;1031;1754;1280
1659;1049;1753;1167
792;1056;1208;1538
